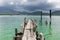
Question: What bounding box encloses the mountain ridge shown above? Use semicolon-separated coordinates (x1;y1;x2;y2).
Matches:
0;7;60;15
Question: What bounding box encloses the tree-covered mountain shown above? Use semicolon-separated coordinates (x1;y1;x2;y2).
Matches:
0;7;60;15
52;10;60;15
0;7;19;15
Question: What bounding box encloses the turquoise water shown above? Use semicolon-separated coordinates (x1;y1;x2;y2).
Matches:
0;15;60;40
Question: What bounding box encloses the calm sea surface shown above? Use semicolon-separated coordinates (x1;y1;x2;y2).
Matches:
0;15;60;40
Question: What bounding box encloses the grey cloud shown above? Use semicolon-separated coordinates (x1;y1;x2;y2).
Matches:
1;0;56;12
14;2;54;12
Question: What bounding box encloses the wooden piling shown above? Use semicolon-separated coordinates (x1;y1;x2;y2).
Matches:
41;11;42;26
15;28;18;36
49;10;51;27
14;28;18;40
50;10;51;19
49;10;52;35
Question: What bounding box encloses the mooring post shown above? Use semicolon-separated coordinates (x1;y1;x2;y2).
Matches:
15;28;17;36
49;10;52;35
24;17;26;27
50;10;51;19
14;28;18;40
41;11;42;26
23;17;26;34
50;10;51;27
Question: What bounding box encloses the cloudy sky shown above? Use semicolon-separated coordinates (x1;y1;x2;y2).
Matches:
0;0;60;12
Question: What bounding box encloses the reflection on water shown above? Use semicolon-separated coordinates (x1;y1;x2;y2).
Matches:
48;15;52;35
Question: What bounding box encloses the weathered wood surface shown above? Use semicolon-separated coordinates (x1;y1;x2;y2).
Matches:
14;18;45;40
22;19;37;40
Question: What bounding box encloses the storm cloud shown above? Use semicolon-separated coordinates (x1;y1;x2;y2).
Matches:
0;0;60;12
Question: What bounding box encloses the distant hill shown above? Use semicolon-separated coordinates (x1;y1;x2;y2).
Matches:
18;11;49;15
0;7;60;15
0;8;47;15
52;10;60;15
0;7;19;15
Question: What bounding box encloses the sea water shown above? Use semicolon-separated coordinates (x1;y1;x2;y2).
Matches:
0;15;60;40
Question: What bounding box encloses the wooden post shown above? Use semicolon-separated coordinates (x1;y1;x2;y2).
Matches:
41;11;42;26
50;10;51;19
23;17;26;34
24;17;26;27
49;10;51;27
49;10;52;35
14;28;18;40
15;28;17;36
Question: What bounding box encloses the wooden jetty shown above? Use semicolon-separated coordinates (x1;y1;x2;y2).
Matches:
13;18;45;40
